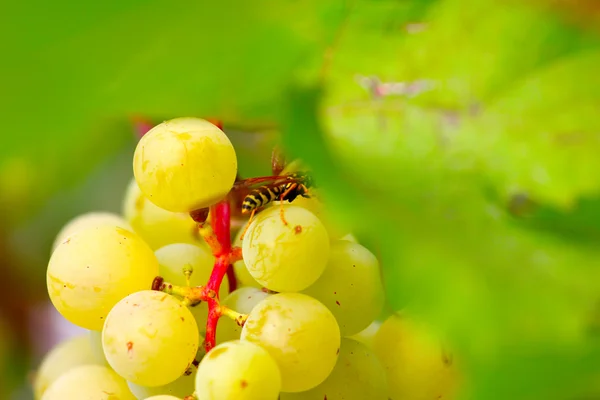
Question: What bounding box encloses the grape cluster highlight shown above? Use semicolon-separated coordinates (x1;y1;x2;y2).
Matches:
35;117;459;400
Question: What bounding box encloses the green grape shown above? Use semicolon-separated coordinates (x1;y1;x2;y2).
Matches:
349;320;382;351
154;243;228;337
241;293;340;392
242;205;330;292
123;178;206;250
34;334;101;399
216;287;270;343
155;243;219;288
338;233;358;243
40;365;135;400
102;290;199;387
280;338;387;400
133;117;237;213
373;314;459;400
195;340;281;400
232;227;262;289
47;226;159;330
144;396;181;400
52;211;132;252
127;368;196;399
89;330;108;365
303;240;384;336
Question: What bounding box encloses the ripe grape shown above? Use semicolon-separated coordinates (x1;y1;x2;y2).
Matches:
34;335;100;399
40;365;135;400
144;396;181;400
51;211;132;251
133;117;237;212
241;293;340;392
102;290;199;387
127;368;196;399
303;240;384;336
123;178;205;250
279;338;387;400
242;205;330;292
216;287;270;343
154;242;228;336
232;227;262;289
47;226;159;330
349;320;382;350
373;314;459;400
195;340;281;400
89;330;108;365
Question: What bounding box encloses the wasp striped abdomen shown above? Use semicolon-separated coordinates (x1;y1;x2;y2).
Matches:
242;185;286;214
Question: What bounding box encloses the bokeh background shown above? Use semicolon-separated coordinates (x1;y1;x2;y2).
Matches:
3;0;600;399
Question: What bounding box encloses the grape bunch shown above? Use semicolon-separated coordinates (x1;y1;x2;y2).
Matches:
34;118;459;400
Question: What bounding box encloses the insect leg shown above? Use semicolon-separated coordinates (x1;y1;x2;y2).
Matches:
240;209;257;241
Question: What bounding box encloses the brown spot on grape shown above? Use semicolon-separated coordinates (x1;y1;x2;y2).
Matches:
294;225;302;234
126;342;134;354
64;238;71;245
335;301;341;306
333;292;336;295
207;346;228;360
180;316;185;322
336;348;340;355
240;380;248;388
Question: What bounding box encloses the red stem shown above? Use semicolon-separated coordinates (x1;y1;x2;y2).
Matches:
203;200;234;352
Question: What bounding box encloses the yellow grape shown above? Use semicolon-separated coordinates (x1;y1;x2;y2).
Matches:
280;338;387;400
241;293;340;392
144;396;181;400
123;178;205;250
34;335;101;399
303;240;384;336
154;242;228;336
127;368;196;399
47;226;159;330
89;330;108;365
133;117;237;212
40;365;135;400
349;320;382;351
195;340;281;400
373;314;459;400
216;287;270;343
232;227;262;289
102;291;199;387
242;205;330;292
52;211;132;251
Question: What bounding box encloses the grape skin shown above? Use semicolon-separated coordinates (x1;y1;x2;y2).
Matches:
34;335;101;399
153;243;228;337
303;240;384;336
241;293;340;393
102;291;199;387
195;340;281;400
216;287;270;344
127;368;196;399
47;225;159;330
51;211;132;252
123;178;206;250
373;314;459;400
89;330;108;365
133;117;237;212
143;396;181;400
279;338;388;400
242;205;330;292
40;365;135;400
232;227;263;289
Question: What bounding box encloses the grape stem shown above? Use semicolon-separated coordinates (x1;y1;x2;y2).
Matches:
202;201;235;352
154;200;243;352
220;305;249;327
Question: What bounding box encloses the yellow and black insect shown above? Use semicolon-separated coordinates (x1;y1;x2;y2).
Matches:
236;172;313;238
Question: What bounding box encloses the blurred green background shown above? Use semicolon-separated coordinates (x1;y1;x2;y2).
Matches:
3;0;600;398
